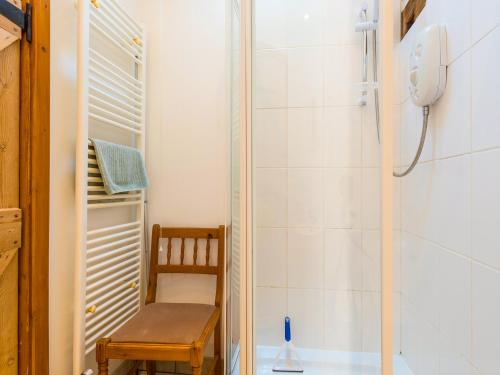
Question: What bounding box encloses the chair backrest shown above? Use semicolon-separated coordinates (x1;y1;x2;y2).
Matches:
145;225;225;307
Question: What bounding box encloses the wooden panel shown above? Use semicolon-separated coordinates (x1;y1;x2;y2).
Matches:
0;208;21;253
401;0;426;39
0;35;20;375
0;207;21;223
0;252;18;374
0;42;20;208
0;222;21;252
0;248;16;278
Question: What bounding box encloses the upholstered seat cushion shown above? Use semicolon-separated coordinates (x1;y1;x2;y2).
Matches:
111;303;218;344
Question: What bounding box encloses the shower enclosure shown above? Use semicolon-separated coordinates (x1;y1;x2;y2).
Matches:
250;0;402;373
229;0;403;374
229;0;500;372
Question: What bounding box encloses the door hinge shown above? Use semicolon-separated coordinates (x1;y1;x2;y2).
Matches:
0;0;32;43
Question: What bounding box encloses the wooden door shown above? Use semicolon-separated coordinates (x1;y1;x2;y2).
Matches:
0;0;50;374
0;39;21;375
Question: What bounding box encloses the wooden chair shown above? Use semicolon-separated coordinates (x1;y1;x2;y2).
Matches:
96;225;225;375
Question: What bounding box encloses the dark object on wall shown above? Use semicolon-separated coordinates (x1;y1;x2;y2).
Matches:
401;0;426;39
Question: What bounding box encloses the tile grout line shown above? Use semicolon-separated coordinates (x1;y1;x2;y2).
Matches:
256;104;362;110
401;228;500;275
322;41;327;345
257;144;500;171
255;42;365;53
469;27;475;369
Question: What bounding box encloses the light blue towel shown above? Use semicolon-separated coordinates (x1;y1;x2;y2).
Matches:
90;139;149;195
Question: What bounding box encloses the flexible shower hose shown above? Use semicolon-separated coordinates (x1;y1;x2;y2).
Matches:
371;30;430;177
393;106;430;178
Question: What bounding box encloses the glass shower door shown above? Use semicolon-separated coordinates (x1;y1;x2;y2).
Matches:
228;0;242;373
251;0;384;373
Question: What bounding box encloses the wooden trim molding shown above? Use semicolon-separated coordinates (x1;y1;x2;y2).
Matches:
19;0;50;374
401;0;426;39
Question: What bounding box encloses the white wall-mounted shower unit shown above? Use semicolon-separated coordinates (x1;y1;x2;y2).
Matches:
394;24;447;177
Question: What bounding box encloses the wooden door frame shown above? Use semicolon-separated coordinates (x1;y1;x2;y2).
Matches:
19;0;50;374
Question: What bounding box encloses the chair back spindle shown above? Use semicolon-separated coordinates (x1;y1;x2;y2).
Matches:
145;225;225;307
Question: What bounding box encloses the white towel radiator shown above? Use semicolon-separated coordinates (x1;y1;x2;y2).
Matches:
74;0;146;373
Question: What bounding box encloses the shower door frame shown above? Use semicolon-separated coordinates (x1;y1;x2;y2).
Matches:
238;0;395;374
378;0;396;373
238;0;253;373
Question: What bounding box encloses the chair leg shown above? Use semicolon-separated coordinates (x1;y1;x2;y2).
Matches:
146;361;156;375
96;338;111;375
98;360;109;375
214;320;221;375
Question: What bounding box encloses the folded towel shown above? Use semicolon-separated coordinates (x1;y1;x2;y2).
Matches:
90;138;149;195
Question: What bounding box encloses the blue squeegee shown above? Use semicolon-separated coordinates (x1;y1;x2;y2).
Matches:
272;317;304;373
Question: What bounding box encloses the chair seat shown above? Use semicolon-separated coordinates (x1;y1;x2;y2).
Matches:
111;303;218;344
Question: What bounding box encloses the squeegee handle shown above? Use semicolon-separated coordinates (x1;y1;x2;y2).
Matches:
285;317;291;342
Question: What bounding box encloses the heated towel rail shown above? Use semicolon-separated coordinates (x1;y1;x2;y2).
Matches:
74;0;146;373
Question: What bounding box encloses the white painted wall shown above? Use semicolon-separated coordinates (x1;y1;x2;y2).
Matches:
395;1;500;373
50;1;78;374
50;0;226;373
143;0;227;304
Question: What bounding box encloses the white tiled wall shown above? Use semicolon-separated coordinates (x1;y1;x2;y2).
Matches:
395;1;500;373
253;0;401;354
